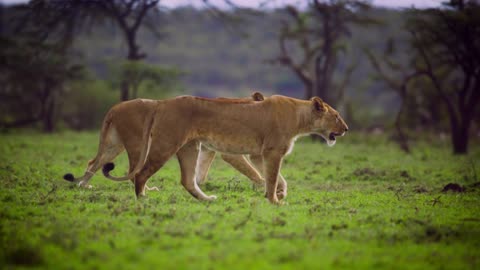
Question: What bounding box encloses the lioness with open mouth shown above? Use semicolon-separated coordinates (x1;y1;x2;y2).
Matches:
64;92;289;198
65;94;347;204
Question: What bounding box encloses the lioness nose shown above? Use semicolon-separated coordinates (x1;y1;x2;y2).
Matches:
345;127;349;132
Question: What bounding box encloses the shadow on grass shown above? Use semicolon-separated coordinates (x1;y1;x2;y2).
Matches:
2;239;44;267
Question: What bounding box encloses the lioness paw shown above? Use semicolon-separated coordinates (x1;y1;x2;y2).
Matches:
277;190;287;200
271;199;285;206
206;195;217;201
78;182;93;189
146;185;160;191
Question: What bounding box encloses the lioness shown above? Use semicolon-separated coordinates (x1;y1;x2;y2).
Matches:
64;92;289;198
66;94;348;204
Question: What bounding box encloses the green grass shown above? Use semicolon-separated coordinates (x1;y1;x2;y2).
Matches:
1;131;479;269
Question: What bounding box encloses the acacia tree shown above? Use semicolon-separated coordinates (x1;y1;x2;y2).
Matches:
1;0;164;131
108;60;181;99
20;0;162;101
0;1;90;132
271;0;374;104
364;36;434;153
0;38;85;132
406;0;480;154
365;48;413;153
97;0;161;101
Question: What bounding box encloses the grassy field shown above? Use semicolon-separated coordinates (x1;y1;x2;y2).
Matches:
0;131;479;269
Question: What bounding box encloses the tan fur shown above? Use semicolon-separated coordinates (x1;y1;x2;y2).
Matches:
65;94;348;204
65;93;273;190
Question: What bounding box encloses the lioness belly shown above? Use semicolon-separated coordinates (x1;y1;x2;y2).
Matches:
200;138;262;155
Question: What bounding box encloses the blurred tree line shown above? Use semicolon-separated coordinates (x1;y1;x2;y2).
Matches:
0;0;478;154
1;0;180;131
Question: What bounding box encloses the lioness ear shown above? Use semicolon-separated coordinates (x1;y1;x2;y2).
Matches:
251;91;264;101
311;97;326;113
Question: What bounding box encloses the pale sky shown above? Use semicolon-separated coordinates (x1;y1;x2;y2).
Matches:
162;0;442;8
1;0;443;8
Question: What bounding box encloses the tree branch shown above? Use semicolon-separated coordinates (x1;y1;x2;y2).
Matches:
410;29;458;121
276;31;312;86
131;0;159;33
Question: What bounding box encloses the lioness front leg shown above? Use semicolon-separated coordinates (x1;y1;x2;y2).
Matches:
177;141;217;201
250;155;288;200
220;154;264;186
262;151;284;205
276;174;288;200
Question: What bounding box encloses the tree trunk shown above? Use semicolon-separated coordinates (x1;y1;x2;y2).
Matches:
304;82;314;99
452;109;474;154
38;79;56;133
394;101;410;153
120;80;129;101
314;56;328;102
43;110;55;133
132;83;139;99
43;95;56;133
119;30;143;101
452;129;468;154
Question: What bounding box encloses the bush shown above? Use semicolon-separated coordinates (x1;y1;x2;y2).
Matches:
61;80;118;130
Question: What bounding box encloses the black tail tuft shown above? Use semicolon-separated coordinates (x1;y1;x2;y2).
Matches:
102;162;115;176
63;173;75;182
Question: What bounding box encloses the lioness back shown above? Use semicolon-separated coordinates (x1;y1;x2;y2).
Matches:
152;95;308;155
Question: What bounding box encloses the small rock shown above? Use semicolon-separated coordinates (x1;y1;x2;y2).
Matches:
400;170;410;178
331;223;348;230
441;183;464;193
413;186;428;193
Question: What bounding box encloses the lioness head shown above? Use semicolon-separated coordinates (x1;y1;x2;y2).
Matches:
310;97;348;146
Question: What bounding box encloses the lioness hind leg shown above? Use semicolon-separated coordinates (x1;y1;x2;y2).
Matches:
134;154;170;197
78;126;124;188
64;124;123;188
177;141;217;201
220;154;264;186
133;145;178;198
126;148;159;192
145;185;160;191
79;144;124;188
195;147;216;185
133;131;187;197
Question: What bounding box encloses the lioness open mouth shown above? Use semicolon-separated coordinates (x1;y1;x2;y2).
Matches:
327;132;344;146
330;132;344;140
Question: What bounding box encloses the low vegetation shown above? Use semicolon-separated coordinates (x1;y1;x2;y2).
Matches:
0;132;479;269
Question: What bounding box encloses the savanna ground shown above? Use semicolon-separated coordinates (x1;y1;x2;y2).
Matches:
0;131;479;269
